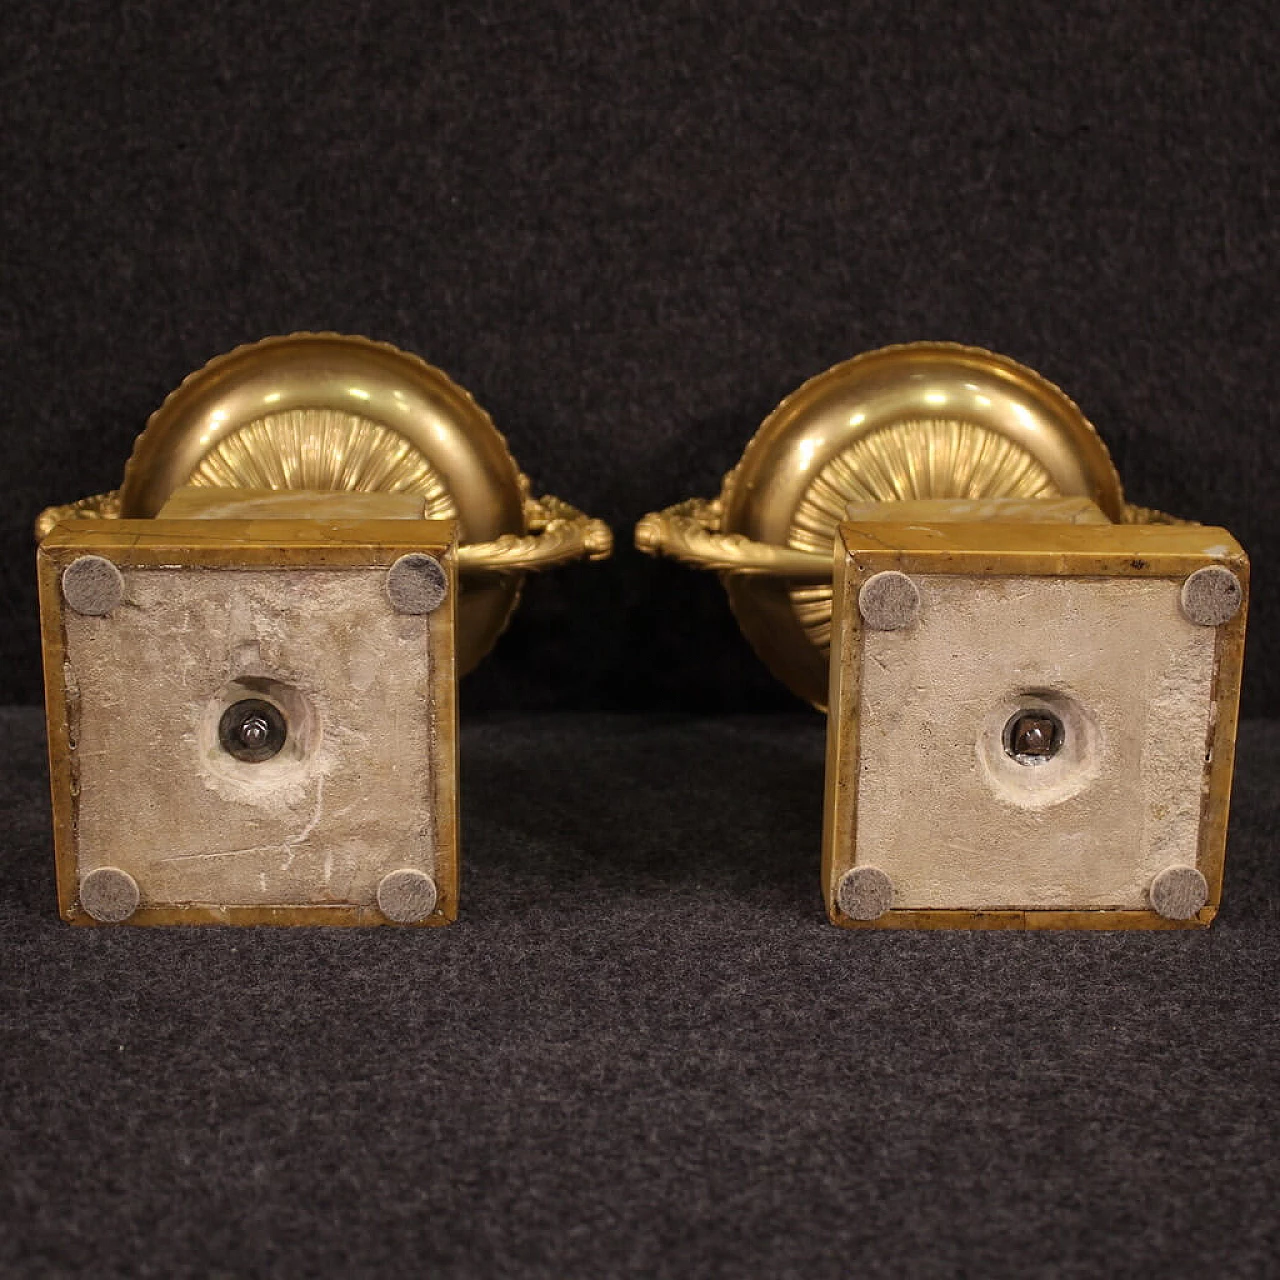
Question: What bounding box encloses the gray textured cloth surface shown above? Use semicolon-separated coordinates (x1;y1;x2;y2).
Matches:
1;708;1276;1277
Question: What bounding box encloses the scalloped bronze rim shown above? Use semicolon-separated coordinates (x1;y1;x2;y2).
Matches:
118;331;526;525
720;341;1125;524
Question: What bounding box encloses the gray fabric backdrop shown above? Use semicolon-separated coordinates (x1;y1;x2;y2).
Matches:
2;0;1276;713
2;709;1278;1277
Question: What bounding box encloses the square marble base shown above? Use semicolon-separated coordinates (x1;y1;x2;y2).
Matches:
823;519;1248;930
38;516;458;925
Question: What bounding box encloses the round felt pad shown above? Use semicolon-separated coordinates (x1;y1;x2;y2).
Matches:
858;572;920;631
80;867;140;923
836;866;894;921
376;869;439;923
62;556;124;616
1180;566;1242;627
385;553;448;615
1149;865;1209;920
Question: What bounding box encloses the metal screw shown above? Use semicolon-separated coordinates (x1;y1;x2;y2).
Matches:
238;715;271;749
1004;709;1063;764
218;698;287;763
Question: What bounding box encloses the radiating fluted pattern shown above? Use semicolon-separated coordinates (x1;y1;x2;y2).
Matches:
188;409;459;519
784;419;1061;658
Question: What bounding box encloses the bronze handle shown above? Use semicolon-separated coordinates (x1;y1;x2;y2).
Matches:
35;492;123;542
633;495;1191;582
1122;503;1191;527
458;493;613;576
634;497;831;579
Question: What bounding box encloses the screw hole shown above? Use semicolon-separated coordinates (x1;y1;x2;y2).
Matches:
1003;708;1064;765
218;698;287;763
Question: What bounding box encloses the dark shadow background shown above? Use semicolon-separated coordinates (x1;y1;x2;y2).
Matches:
2;0;1276;713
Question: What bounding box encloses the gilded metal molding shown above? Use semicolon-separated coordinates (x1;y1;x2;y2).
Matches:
35;490;122;542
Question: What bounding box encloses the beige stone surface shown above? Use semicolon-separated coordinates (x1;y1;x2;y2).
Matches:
851;574;1216;910
66;565;441;909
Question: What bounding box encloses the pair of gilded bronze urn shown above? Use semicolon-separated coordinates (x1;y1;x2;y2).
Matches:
36;334;1247;931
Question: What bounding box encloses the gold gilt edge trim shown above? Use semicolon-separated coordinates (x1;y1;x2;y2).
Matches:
825;908;1217;931
118;331;527;525
61;905;458;927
